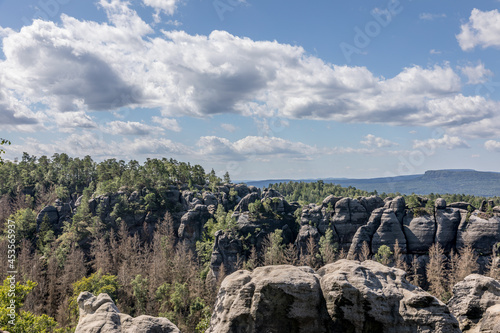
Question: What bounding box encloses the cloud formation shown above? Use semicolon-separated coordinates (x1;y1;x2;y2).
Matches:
413;135;470;150
457;9;500;50
460;62;493;84
0;1;499;140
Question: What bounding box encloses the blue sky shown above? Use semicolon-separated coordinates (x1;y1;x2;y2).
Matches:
0;0;500;180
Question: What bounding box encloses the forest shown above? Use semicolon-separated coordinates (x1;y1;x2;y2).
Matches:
0;150;499;332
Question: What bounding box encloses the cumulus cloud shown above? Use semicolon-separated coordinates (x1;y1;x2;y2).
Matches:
457;9;500;50
0;1;499;139
52;111;97;132
460;62;493;84
360;134;398;148
143;0;181;22
107;121;163;135
485;140;500;152
151;116;181;132
412;135;470;150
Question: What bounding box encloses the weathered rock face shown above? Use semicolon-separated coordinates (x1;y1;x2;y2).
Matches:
36;200;73;235
208;260;461;333
447;274;500;332
75;292;179;333
295;224;322;254
210;230;244;280
178;204;211;245
207;265;332;333
435;208;462;252
234;192;260;212
371;209;407;254
331;198;368;250
456;214;500;255
403;211;435;253
318;260;460;333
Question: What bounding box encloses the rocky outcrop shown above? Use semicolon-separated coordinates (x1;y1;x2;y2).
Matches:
456;214;500;255
207;265;333;333
403;211;435;253
36;199;72;235
318;260;460;333
448;274;500;332
178;204;211;245
210;230;244;280
75;292;179;333
331;198;369;250
208;260;460;333
371;209;407;254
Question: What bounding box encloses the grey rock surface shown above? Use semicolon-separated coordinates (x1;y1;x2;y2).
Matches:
75;292;179;333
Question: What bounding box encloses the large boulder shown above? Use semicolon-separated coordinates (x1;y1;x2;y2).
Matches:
358;195;385;215
371;210;407;254
403;211;435;253
385;196;406;223
331;198;368;249
36;205;60;231
295;224;322;255
234;192;260;212
347;208;385;259
75;292;179;333
456;214;500;255
210;230;244;280
178;204;211;245
207;265;332;333
318;260;460;333
447;274;500;332
435;208;462;252
208;261;461;333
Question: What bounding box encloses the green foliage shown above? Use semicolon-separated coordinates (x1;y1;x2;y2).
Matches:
0;278;61;333
131;275;149;314
70;271;119;323
406;194;421;209
263;229;285;265
223;171;231;184
4;208;37;244
374;245;393;265
318;229;338;264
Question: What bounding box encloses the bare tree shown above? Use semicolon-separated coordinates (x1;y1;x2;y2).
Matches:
426;243;447;300
359;241;371;262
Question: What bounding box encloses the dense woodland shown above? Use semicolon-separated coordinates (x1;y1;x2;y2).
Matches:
0;151;498;332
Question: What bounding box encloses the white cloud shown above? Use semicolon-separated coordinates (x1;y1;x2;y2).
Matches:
0;2;499;139
485;140;500;152
151;116;181;132
460;62;493;84
107;120;163;135
143;0;180;18
457;9;500;51
53;111;97;132
419;13;446;21
429;49;441;55
221;123;237;132
360;134;398;148
412;135;470;150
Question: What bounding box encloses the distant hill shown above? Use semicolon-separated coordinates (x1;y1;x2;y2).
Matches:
241;169;500;197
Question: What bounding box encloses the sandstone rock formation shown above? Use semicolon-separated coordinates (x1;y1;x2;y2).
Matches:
447;274;500;332
75;292;179;333
207;260;460;333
